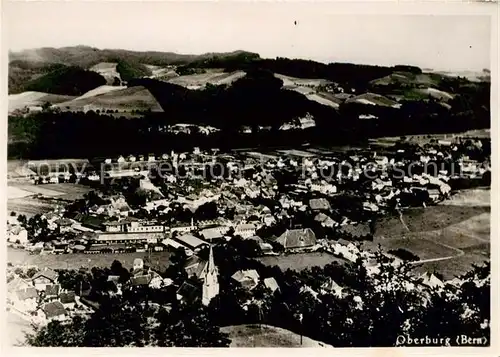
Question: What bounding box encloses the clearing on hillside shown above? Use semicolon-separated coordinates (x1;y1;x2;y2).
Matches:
89;62;121;84
366;203;490;279
274;73;333;88
167;70;246;89
73;85;128;100
346;92;400;108
56;86;163;113
221;324;332;347
9;91;76;112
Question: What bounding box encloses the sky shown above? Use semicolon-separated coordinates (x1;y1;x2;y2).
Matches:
4;1;493;71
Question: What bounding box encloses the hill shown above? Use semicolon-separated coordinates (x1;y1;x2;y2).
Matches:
9;61;68;94
22;66;107;96
220;324;332;347
9;46;260;69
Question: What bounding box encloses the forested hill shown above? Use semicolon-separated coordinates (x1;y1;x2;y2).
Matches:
9;46;260;68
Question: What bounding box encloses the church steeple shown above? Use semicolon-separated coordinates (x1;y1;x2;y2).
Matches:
202;245;219;306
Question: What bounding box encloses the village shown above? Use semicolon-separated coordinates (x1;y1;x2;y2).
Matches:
6;134;490;330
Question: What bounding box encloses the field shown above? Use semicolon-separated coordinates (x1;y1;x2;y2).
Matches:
418;87;454;101
441;188;490;207
167;70;246;88
274;73;333;87
7;247;173;272
257;252;346;271
369;130;490;149
8;183;93;217
73;85;127;100
374;205;489;237
346;93;399;107
8;91;76;112
221;324;332;347
304;93;340;108
89;62;121;84
370;72;441;87
56;86;163;112
367;199;490;279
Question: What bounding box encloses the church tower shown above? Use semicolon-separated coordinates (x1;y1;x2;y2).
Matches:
202;245;219;306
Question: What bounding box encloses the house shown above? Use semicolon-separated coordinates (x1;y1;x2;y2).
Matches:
310;182;337;195
184;255;209;278
419;272;445;289
133;258;144;271
309;198;331;211
8;276;34;293
11;287;38;313
60;292;76;309
314;213;336;228
231;270;260;290
273;228;317;250
130;274;153;287
97;232;164;244
32;268;58;291
162;238;191;253
234;223;258;239
199;227;228;242
320;278;343;298
299;285;320;301
262;214;276;226
363;202;379;212
44;284;61;299
8;226;29;245
39;301;68;323
80;215;105;231
263;277;280;293
175;234;209;252
176;281;201;304
428;189;441;202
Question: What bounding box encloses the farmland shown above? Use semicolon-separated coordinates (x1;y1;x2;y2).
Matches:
274;73;333;87
7;182;93;217
55;85;163;112
8;91;76;112
166;70;246;88
365;196;490;279
257;252;346;271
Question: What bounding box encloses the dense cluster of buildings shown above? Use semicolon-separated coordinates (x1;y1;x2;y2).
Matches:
8;135;489;260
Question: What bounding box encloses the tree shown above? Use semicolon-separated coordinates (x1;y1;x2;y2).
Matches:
25;316;86;347
42;102;52;112
155;302;231;347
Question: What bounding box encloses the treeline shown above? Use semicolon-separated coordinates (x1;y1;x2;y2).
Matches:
9;61;69;94
22;66;107;96
115;60;152;82
129;70;336;130
183;56;424;92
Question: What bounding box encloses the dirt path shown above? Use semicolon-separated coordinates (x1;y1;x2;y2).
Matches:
410;237;465;264
398;210;467;265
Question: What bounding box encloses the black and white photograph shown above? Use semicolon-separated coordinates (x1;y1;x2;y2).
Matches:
3;1;496;349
